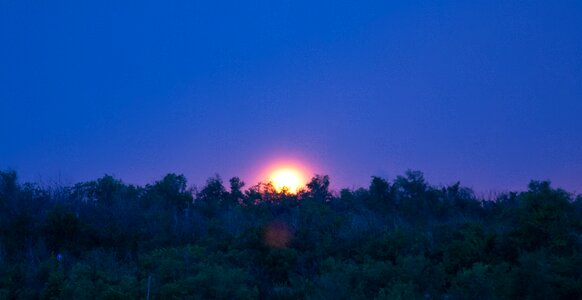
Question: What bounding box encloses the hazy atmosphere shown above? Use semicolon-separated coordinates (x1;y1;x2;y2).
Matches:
2;0;581;192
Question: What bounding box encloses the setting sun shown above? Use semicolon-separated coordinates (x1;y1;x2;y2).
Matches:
269;167;306;194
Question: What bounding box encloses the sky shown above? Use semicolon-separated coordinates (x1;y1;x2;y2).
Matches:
1;0;581;193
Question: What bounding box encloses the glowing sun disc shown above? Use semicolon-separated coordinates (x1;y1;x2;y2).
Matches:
269;168;305;194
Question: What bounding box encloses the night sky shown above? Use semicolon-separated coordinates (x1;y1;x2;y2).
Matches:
1;0;581;193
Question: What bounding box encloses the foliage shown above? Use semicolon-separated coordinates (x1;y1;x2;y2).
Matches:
0;170;581;299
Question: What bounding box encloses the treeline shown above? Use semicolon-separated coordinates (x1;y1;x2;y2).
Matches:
0;170;581;299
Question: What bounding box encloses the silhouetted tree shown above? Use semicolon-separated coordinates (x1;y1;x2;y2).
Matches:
0;169;581;299
196;176;228;217
513;181;576;253
305;175;331;202
149;174;193;211
228;177;245;207
367;176;393;213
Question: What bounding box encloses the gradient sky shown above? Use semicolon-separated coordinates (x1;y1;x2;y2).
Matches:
1;0;581;193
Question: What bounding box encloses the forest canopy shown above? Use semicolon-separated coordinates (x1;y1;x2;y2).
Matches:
1;170;581;299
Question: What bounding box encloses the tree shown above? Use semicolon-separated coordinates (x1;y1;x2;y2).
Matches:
305;175;331;202
450;263;494;300
0;170;18;216
43;206;83;254
1;168;582;299
392;170;430;223
367;176;393;213
0;170;18;200
147;173;193;211
514;181;576;252
196;176;228;217
228;177;245;207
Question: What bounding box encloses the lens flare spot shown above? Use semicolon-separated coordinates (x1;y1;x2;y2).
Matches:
263;222;292;248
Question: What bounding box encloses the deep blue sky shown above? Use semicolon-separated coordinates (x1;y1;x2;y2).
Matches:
1;0;581;193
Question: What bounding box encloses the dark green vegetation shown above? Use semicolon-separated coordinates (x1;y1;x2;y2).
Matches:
1;170;582;299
